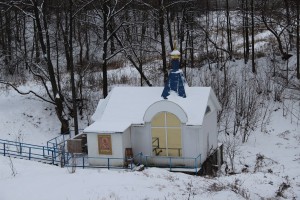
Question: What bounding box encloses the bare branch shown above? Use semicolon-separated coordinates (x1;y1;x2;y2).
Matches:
0;81;55;105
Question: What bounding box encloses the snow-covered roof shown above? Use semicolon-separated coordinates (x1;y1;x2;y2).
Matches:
84;87;221;133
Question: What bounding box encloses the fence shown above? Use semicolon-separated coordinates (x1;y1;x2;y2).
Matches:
63;152;141;170
46;131;71;150
63;152;201;174
1;137;202;174
46;129;84;150
0;139;60;165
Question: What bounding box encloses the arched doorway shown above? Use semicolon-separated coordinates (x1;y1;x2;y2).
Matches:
151;112;182;157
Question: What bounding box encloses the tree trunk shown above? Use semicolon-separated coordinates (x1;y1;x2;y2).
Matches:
23;14;28;70
251;0;256;73
245;0;250;64
33;19;40;63
297;0;300;79
5;10;12;74
166;9;173;50
226;0;232;60
158;1;168;83
102;2;109;98
283;0;293;50
33;0;69;133
69;0;79;135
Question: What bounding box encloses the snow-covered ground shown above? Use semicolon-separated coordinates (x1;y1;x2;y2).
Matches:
0;86;61;145
0;83;300;199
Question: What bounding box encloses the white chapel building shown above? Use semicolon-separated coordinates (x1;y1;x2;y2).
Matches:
83;50;221;171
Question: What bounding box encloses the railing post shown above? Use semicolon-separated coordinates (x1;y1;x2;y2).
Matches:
29;147;31;160
53;148;56;160
43;146;45;157
108;158;110;169
19;142;22;154
3;143;6;156
51;151;54;165
194;157;197;175
169;157;172;172
199;154;201;174
139;152;142;165
82;156;85;169
145;156;148;167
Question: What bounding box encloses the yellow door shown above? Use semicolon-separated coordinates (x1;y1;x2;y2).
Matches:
151;112;182;157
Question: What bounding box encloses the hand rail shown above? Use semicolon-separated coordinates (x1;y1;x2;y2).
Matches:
62;152;201;174
1;137;202;174
0;139;61;165
46;129;84;150
0;139;56;150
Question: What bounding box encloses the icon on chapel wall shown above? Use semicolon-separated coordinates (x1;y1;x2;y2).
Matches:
98;135;112;155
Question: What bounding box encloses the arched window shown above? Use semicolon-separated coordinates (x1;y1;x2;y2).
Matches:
151;112;182;157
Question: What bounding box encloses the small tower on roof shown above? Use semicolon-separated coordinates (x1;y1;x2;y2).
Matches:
161;48;187;99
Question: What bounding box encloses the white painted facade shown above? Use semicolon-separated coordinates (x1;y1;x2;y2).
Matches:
84;87;221;168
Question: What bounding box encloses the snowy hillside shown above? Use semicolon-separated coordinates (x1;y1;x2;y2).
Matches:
0;82;299;200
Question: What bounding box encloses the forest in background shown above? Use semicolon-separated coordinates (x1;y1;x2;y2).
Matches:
0;0;299;159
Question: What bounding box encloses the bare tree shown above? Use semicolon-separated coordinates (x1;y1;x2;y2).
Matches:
90;0;133;98
296;0;300;79
258;0;293;61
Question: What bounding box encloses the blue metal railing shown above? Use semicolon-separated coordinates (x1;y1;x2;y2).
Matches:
1;137;202;174
46;131;71;150
0;139;60;165
62;152;201;174
46;129;84;150
63;154;137;170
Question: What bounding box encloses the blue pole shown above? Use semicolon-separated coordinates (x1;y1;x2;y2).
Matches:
43;146;45;157
3;143;6;156
199;155;201;174
139;152;142;165
108;158;110;169
29;147;31;160
83;156;85;169
53;148;56;160
169;157;172;171
195;157;197;175
51;151;54;164
19;142;22;154
145;156;148;167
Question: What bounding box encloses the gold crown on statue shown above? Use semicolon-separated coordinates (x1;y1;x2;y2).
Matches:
170;41;180;59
